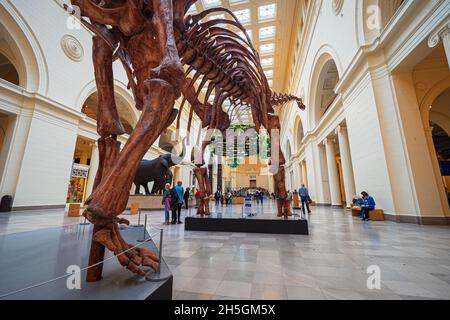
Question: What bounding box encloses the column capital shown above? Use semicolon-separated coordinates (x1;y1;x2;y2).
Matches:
424;126;434;133
323;137;336;146
428;19;450;48
335;124;348;136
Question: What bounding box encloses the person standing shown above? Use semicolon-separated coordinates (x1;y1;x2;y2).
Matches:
299;184;311;215
194;188;200;208
183;187;190;210
226;191;232;205
214;189;222;206
361;191;376;221
161;183;172;225
174;181;184;224
169;185;179;224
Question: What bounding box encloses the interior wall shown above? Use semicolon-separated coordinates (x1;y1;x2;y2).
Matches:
13;108;78;208
344;76;395;214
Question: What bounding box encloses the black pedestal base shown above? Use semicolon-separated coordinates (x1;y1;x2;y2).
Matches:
185;215;309;235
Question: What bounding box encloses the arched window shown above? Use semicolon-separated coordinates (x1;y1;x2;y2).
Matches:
0;52;19;86
81;91;135;135
315;59;339;123
292;116;305;153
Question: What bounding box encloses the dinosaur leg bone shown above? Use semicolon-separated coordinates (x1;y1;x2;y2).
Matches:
148;0;185;97
193;167;211;216
268;114;290;218
85;79;177;223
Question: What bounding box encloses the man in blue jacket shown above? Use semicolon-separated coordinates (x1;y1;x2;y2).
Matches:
299;184;312;216
361;191;376;221
174;181;184;224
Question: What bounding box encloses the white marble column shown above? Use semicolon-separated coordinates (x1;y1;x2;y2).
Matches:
289;170;294;191
294;162;300;190
85;142;99;200
336;125;356;208
324;138;342;206
441;27;450;69
297;161;304;187
301;160;308;187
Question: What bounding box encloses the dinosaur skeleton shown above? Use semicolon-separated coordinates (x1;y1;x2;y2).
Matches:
69;0;305;281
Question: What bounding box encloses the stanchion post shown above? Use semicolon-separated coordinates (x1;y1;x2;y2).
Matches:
158;229;163;274
143;214;147;239
137;214;147;242
79;215;90;226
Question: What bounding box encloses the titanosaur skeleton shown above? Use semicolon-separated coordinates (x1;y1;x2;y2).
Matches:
69;0;305;281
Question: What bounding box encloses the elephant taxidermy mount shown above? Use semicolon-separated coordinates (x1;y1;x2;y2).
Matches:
133;140;186;195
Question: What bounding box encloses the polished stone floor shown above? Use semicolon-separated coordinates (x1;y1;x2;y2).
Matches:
1;201;450;300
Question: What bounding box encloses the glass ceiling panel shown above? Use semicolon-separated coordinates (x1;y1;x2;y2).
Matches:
203;0;222;8
259;26;276;40
234;8;251;24
258;4;276;21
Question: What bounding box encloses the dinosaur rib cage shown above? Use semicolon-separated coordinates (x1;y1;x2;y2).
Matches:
175;7;295;131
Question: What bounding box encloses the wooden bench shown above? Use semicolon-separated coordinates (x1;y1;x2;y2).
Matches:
351;207;362;217
351;207;384;221
130;203;140;215
369;209;385;221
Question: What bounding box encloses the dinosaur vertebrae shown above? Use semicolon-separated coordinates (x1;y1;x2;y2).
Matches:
271;93;306;110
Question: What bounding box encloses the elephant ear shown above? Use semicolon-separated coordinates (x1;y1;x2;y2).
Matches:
160;157;170;169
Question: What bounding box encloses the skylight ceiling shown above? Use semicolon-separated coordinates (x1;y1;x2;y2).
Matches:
185;0;299;124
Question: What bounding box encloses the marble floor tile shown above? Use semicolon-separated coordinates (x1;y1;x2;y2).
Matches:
183;278;222;295
215;281;252;299
174;291;213;300
286;285;326;300
250;284;287;300
321;288;366;300
194;268;228;281
253;271;285;285
222;270;255;283
1;201;450;300
172;275;194;291
383;280;442;299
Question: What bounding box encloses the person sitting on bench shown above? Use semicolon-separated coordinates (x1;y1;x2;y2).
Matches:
361;191;376;221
